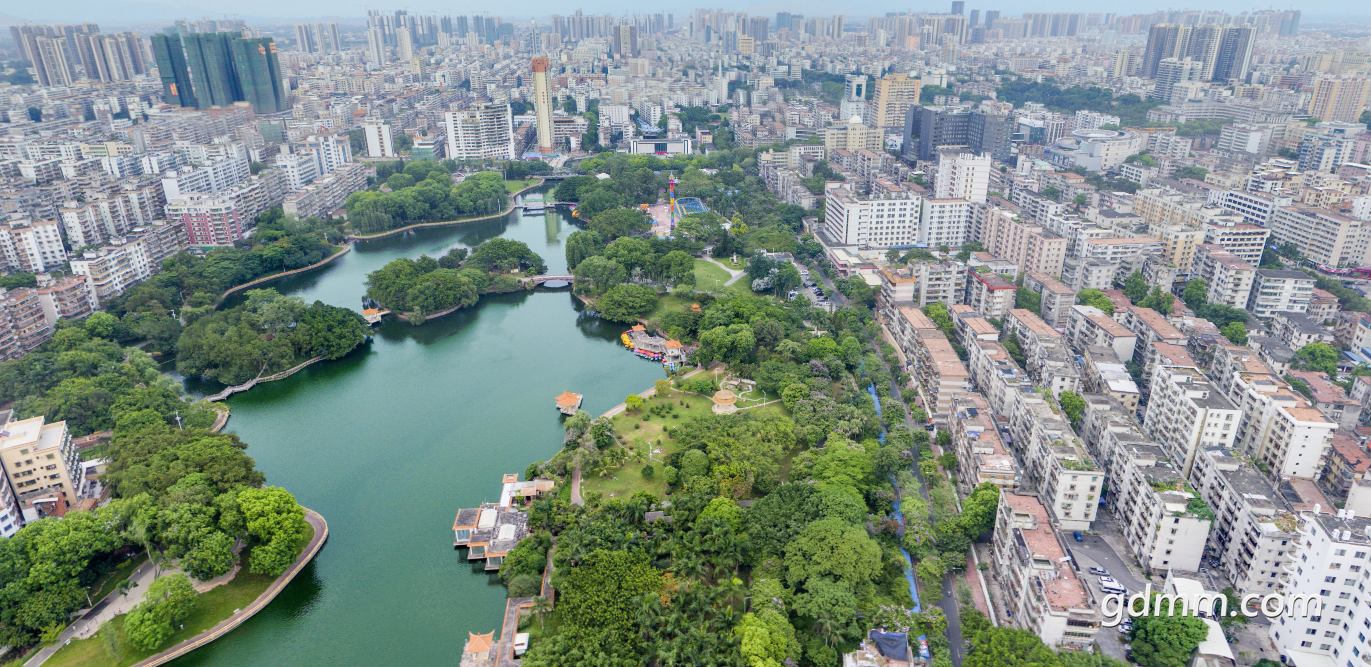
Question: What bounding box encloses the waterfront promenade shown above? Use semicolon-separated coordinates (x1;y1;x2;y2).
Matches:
27;509;329;667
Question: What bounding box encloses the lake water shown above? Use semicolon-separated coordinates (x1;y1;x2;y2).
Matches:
169;185;665;666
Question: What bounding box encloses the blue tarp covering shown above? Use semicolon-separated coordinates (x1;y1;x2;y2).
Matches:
870;631;909;661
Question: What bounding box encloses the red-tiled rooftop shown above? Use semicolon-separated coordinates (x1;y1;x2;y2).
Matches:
1329;433;1370;473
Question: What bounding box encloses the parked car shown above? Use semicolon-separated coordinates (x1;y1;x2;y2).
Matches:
1098;576;1119;585
1073;531;1084;542
1088;567;1110;576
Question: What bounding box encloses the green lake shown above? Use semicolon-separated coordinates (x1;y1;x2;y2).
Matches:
171;184;665;666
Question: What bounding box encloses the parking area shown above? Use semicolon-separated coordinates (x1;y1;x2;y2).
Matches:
1057;528;1143;663
1061;530;1146;594
788;263;834;312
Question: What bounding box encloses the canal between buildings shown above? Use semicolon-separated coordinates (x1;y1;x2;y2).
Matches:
170;184;665;667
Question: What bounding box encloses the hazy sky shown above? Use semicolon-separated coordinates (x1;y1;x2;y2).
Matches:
4;0;1363;27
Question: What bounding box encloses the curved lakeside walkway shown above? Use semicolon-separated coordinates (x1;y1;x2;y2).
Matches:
215;245;353;306
27;508;328;667
346;178;546;242
128;508;329;667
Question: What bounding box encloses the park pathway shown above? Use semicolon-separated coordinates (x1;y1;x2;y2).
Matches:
26;509;329;667
701;256;746;286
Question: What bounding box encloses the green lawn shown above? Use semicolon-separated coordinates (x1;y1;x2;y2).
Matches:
580;378;786;501
693;259;735;292
505;178;539;194
646;294;694;323
44;525;314;667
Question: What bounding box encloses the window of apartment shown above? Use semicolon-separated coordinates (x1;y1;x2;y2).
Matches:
1329;577;1340;583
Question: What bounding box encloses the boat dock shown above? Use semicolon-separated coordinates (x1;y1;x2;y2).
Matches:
361;308;390;325
620;325;690;366
452;474;554;570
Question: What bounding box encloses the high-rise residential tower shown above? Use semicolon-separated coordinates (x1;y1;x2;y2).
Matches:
151;33;197;108
183;32;240;108
531;58;555;154
231;37;288;115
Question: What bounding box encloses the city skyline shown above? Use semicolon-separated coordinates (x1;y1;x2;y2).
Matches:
3;2;1369;27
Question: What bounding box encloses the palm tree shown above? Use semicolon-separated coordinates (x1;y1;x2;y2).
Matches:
814;616;843;647
532;595;552;630
129;513;162;578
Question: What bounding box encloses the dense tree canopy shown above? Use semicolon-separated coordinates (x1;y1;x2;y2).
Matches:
176;289;367;384
346;169;510;234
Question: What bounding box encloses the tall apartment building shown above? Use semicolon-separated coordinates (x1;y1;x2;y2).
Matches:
70;222;191;303
967;271;1016;319
160;156;252;198
1307;76;1371;124
1226;372;1336;481
274;153;319;192
303;134;353;175
281;162;369;221
1248;269;1315;318
1025;273;1075;329
934;152;990;203
1267;510;1371;667
531;58;555;154
890;307;969;423
1067;305;1138;363
823;117;884;152
1190;244;1256;308
1286;370;1362;431
1119;306;1187;367
822;185;922;247
1006;391;1103;531
981;214;1068;278
876;261;967;312
991;493;1101;650
230;38;289;115
151;33;197;108
35;275;95;327
1081;348;1141;413
1188;446;1298;596
1141;24;1255;81
1216;123;1268;154
1003;308;1082;397
903;105;1013;161
949;395;1021;495
0;415;86;523
0;288;52;360
1202;219;1270;266
1154;58;1203;103
165;176;277;247
363;121;396;158
1268;206;1371;268
920;198;973;248
444;104;515;161
0;219;67;273
870;72;922;130
1113;444;1213;573
1142;365;1242;476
